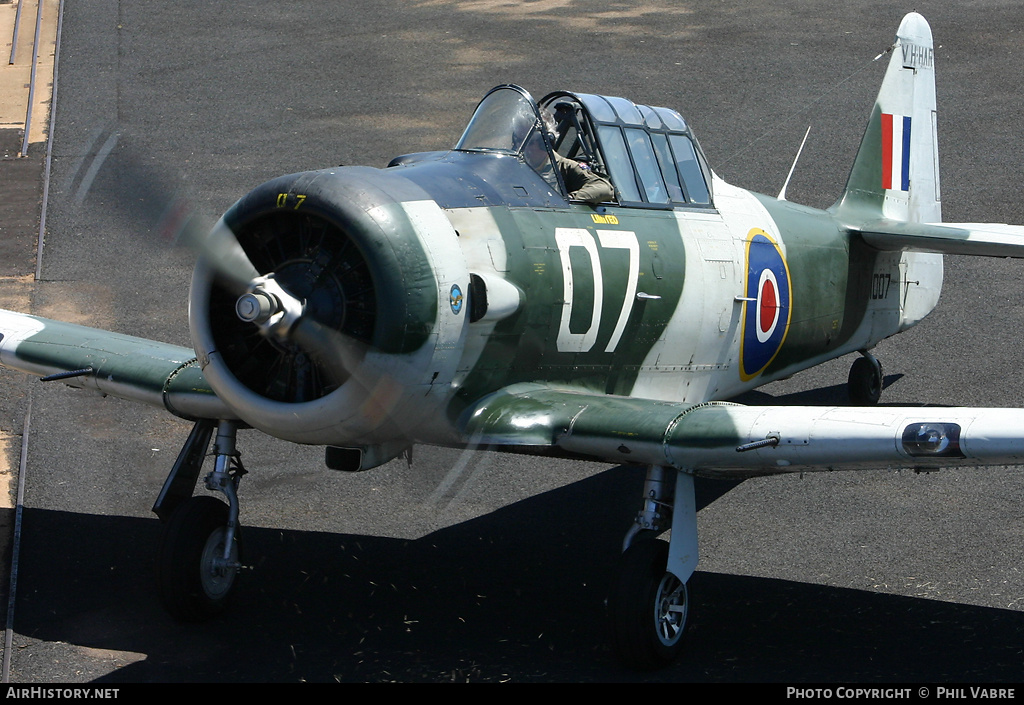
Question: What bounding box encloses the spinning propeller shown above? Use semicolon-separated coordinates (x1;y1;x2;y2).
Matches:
69;127;373;402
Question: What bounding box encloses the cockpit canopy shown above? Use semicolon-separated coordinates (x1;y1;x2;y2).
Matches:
456;86;541;155
455;84;713;208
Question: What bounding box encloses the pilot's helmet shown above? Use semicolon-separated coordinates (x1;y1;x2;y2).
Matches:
510;105;541;152
539;108;558;142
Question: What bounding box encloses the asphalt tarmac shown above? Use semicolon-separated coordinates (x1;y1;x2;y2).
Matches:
2;0;1023;683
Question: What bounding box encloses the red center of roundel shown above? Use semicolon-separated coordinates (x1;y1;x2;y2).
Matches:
759;278;777;334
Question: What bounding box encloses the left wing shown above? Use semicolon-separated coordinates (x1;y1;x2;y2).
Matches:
460;383;1024;476
0;309;233;421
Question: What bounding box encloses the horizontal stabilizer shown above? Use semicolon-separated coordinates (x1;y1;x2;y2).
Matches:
852;219;1024;258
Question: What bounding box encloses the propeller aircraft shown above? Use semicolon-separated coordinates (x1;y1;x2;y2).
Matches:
1;12;1023;669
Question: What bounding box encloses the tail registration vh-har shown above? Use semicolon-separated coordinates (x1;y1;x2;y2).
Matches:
2;13;1023;668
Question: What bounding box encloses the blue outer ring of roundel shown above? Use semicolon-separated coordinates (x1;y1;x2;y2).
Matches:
740;229;791;381
450;283;464;315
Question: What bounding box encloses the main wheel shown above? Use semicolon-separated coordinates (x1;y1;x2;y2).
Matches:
610;539;689;669
157;495;242;622
848;355;883;405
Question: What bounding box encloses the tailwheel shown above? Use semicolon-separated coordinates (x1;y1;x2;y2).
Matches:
848;353;883;405
157;495;242;622
610;538;689;669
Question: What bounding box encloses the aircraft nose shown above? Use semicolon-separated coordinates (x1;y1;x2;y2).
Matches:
188;166;465;445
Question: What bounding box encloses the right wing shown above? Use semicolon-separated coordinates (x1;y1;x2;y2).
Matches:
0;309;234;421
460;383;1024;477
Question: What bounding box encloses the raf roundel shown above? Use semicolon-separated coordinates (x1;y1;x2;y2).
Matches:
740;229;791;381
755;268;781;343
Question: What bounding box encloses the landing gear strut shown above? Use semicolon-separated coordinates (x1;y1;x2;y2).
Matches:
610;466;697;669
156;420;247;621
848;351;883;405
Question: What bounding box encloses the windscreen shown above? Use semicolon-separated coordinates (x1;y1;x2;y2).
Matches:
456;87;539;153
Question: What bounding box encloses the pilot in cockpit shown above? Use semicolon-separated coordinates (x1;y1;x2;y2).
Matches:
524;109;614;205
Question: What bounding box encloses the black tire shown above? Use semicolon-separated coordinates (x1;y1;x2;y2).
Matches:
610;539;689;669
848;355;882;405
157;495;241;622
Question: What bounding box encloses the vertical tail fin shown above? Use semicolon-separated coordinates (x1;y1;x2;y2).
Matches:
834;12;940;224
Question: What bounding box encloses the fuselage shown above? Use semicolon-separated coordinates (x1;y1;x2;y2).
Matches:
384;150;944;431
184;115;943;453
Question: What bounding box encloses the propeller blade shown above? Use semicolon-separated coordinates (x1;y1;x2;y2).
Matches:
290;315;367;389
68;126;259;293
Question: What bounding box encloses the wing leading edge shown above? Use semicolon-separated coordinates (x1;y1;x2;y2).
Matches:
460;383;1024;477
0;309;234;421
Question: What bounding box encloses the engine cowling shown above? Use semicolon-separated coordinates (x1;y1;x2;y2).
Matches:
189;166;469;446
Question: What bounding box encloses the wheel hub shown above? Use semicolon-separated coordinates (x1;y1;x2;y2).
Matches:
200;527;239;600
654;574;687;646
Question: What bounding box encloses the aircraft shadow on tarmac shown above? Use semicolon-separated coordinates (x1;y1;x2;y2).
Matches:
731;374;905;407
8;462;1024;683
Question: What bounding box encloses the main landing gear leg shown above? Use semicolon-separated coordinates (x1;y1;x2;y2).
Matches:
848;350;883;405
610;465;698;669
156;420;247;621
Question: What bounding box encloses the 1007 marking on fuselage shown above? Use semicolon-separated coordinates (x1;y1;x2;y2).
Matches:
871;272;893;300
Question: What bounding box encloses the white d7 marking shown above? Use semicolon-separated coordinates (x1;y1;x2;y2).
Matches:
555;227;640;353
